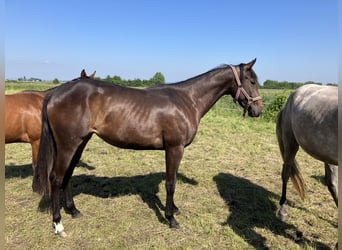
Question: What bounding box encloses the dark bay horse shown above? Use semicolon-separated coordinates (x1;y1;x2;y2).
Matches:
5;70;96;171
33;59;263;236
276;84;338;222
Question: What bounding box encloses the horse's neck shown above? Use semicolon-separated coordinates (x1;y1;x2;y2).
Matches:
182;69;233;119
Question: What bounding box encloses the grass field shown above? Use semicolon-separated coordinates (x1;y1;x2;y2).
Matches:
5;83;337;249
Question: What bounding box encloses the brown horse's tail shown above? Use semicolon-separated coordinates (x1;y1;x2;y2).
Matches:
32;94;55;198
276;106;306;201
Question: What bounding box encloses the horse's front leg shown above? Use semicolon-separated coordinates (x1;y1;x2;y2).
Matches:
62;140;89;218
63;180;82;218
325;163;338;207
165;146;184;228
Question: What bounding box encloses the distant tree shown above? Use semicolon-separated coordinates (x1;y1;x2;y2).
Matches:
263;79;311;89
112;75;122;84
100;72;166;87
105;75;112;82
52;78;60;84
304;81;322;85
150;72;165;85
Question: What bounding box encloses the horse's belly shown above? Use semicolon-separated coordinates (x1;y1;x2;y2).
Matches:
5;121;30;143
293;124;337;165
96;125;165;150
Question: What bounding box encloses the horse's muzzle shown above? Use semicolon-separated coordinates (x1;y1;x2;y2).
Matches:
247;104;263;117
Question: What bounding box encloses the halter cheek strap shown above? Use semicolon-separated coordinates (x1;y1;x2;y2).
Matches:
229;65;262;105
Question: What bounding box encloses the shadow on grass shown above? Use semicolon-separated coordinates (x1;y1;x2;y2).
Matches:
6;160;198;225
5;160;95;179
213;172;331;250
39;171;198;226
311;174;326;186
5;163;33;179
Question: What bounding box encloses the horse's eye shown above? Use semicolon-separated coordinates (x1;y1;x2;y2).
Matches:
247;78;255;85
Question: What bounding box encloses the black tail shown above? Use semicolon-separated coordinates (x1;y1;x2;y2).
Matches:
32;93;55;198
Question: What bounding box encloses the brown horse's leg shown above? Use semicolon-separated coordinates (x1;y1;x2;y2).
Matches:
50;166;67;236
63;181;81;218
63;138;91;218
31;140;40;173
325;163;338;207
51;148;80;237
164;145;184;228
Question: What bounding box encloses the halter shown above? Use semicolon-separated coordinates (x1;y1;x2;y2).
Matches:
229;65;262;116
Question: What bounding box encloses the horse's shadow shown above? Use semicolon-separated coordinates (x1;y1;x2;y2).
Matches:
55;171;197;225
5;160;95;179
5;163;33;179
6;161;198;225
213;172;330;250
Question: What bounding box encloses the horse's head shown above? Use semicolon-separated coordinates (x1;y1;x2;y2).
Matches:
230;59;263;117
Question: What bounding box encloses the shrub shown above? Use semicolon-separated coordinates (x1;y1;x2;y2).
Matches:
261;94;288;122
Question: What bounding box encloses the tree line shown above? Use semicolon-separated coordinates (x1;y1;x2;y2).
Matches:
12;73;337;89
99;72;165;87
261;79;337;89
98;76;337;89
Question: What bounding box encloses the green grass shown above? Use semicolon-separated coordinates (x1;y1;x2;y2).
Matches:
5;84;337;249
5;81;58;94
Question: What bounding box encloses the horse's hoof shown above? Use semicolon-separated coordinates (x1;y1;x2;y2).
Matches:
279;213;288;222
169;219;180;229
65;208;82;218
53;222;67;237
57;231;68;238
71;210;82;218
173;208;180;215
170;223;180;229
277;208;288;222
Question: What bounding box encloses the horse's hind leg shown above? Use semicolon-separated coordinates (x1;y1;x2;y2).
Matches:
51;145;83;236
325;163;338;207
279;160;296;221
277;128;299;221
30;139;40;173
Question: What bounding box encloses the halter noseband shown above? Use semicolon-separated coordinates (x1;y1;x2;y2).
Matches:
229;65;262;115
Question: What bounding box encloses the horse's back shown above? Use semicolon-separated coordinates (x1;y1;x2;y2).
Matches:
280;84;337;164
292;84;337;113
45;79;199;150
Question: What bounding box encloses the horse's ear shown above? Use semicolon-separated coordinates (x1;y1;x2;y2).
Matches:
89;71;96;79
246;58;256;70
80;69;87;78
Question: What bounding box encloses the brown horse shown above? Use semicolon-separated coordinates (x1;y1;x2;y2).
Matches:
33;59;263;236
5;70;96;171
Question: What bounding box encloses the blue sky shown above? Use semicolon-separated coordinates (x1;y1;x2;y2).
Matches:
5;0;338;84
